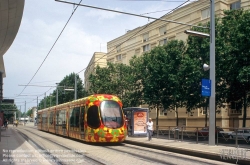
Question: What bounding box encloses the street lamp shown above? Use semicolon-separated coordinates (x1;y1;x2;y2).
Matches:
184;0;215;145
55;83;74;105
49;94;55;107
56;83;59;105
75;74;77;100
184;30;210;37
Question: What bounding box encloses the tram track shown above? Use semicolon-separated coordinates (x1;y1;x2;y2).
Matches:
104;145;175;165
104;144;226;165
21;126;230;165
22;128;169;165
16;128;106;165
23;127;174;164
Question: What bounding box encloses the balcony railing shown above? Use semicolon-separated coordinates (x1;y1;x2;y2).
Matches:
229;109;242;115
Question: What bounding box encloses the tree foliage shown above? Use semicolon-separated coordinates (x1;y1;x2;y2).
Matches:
38;73;87;110
89;63;141;107
216;9;250;126
26;109;33;117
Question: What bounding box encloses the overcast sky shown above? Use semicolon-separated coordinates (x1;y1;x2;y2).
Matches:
3;0;188;112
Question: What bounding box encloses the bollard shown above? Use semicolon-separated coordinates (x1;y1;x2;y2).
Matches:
181;127;183;142
216;131;218;145
196;127;198;144
168;126;170;140
235;128;238;147
174;127;179;141
157;125;159;139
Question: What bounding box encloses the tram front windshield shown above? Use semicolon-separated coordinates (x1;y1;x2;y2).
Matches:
100;100;123;128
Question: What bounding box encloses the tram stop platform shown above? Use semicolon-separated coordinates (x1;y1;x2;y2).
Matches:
0;126;52;165
124;136;250;165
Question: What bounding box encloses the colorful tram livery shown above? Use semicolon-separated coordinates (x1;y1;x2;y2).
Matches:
37;94;127;142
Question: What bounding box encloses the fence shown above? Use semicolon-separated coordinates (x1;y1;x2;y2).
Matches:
155;126;250;148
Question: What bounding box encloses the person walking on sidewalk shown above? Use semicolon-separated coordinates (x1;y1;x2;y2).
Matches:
3;119;8;129
146;118;153;141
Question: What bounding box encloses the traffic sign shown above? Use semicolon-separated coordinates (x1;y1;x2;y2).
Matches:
201;79;211;97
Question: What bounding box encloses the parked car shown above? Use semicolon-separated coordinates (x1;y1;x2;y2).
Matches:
228;128;250;141
195;126;224;137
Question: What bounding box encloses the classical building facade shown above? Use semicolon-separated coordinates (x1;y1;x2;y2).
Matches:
85;0;250;128
84;52;107;91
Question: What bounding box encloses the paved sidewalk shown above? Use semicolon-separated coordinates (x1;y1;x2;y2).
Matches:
125;136;250;165
0;126;52;165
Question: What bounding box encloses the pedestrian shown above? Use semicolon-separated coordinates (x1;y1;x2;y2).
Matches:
3;119;8;129
13;120;16;127
146;118;153;141
125;115;129;136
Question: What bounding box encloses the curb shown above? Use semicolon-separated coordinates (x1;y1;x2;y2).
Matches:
124;140;250;165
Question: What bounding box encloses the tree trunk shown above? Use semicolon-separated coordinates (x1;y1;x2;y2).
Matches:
156;105;159;127
176;106;179;127
156;105;159;132
243;92;247;127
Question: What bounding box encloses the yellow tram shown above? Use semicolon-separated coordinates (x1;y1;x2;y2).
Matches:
37;94;127;142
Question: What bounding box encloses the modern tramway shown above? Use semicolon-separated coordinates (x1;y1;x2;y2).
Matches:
37;94;127;143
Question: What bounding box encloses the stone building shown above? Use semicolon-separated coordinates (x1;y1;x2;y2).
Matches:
85;0;250;129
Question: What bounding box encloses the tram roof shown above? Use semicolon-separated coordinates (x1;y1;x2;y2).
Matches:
38;94;122;112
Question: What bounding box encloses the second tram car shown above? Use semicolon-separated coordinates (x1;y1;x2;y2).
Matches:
37;94;127;143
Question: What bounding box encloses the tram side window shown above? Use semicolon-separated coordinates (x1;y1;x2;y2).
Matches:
56;111;60;125
70;107;80;127
42;113;47;124
59;110;66;127
87;105;100;129
80;106;85;131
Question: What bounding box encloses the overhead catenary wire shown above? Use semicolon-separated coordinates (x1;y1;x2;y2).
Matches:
140;9;172;15
71;0;192;74
15;0;200;108
14;86;55;108
55;0;207;29
15;0;83;98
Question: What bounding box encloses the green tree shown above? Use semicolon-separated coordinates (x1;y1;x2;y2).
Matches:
128;56;145;107
89;62;141;107
89;64;115;94
138;41;188;127
185;23;212;124
26;109;32;117
185;20;228;121
140;47;168;127
217;9;250;127
38;73;87;109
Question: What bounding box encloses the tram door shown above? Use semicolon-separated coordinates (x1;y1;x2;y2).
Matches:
55;111;60;134
42;113;47;130
62;110;67;136
80;106;85;139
